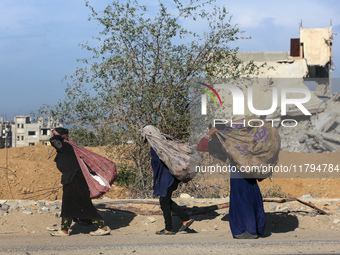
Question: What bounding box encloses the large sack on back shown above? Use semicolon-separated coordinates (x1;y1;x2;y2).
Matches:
215;116;281;179
141;125;201;183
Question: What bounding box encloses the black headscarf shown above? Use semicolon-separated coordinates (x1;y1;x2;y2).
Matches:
207;123;231;163
208;134;229;162
55;127;68;136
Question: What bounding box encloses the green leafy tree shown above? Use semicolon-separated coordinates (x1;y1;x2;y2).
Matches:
68;126;116;147
38;0;260;195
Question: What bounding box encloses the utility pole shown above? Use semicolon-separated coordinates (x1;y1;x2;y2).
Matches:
5;130;8;168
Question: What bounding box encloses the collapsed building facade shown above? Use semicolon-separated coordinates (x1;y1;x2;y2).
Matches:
213;25;336;153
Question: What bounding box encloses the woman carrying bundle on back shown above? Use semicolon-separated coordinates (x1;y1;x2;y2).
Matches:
49;127;115;237
141;125;199;235
197;118;280;239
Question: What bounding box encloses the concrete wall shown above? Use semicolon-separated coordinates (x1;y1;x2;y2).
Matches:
237;51;290;62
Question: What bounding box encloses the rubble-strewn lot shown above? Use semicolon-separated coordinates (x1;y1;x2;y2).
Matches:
0;198;340;237
279;93;340;153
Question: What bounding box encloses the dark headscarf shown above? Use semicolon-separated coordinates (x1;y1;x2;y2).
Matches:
55;127;68;135
208;123;230;163
208;134;229;162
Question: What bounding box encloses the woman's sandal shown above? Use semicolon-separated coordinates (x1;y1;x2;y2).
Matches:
179;219;195;232
156;229;176;235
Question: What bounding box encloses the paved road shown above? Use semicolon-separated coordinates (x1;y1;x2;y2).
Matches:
0;231;339;255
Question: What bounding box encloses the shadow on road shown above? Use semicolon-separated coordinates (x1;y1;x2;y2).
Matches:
264;212;299;235
69;209;137;235
220;212;299;237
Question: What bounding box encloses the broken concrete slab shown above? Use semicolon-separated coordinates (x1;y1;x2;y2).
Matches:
311;112;338;132
320;132;340;144
321;141;338;152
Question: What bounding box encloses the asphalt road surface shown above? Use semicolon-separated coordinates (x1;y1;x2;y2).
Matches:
0;231;339;255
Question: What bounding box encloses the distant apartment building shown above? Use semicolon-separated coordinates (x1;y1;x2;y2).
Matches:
0;115;61;148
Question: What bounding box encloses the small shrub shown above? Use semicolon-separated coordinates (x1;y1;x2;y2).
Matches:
116;164;136;186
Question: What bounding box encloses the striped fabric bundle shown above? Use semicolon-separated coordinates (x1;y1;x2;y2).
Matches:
68;140;117;199
51;129;117;199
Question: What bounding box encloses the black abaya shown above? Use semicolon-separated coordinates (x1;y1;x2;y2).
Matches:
50;135;101;220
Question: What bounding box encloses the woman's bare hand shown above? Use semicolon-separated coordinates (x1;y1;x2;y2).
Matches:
207;127;218;137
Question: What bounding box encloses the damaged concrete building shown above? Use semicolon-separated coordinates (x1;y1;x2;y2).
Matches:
0;115;61;148
215;25;336;153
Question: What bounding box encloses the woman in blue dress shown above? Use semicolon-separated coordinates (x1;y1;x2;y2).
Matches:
150;147;194;235
197;127;265;239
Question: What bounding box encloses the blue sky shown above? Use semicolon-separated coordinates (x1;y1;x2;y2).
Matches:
1;0;339;121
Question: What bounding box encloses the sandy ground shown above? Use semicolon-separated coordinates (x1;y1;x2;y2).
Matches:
1;143;340;200
0;143;129;201
1;197;339;236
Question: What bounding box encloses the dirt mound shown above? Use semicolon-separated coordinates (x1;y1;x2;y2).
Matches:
0;143;129;200
259;150;340;198
1;143;340;200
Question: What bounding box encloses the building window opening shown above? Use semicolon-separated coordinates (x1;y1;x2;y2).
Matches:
28;131;36;136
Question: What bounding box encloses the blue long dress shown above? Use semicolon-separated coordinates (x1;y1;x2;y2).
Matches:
150;147;174;197
229;171;266;236
197;134;266;237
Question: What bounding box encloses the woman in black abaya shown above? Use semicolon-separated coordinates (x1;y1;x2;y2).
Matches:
50;127;110;237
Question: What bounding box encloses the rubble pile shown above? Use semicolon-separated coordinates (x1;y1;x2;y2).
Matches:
0;200;61;216
279;93;340;153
